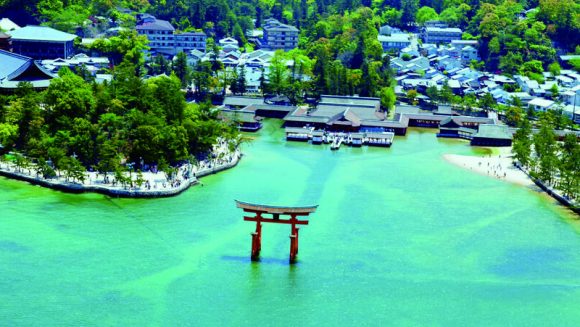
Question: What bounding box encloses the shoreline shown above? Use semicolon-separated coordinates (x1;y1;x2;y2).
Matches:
0;148;242;199
443;148;535;187
443;148;579;214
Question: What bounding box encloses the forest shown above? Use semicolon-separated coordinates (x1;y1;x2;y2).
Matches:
0;61;238;177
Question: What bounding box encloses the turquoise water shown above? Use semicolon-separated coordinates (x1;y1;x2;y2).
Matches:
1;119;579;326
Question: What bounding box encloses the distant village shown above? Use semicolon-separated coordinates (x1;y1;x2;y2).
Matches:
0;12;579;149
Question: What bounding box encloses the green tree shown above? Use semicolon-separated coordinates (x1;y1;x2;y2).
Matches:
89;30;149;67
512;118;532;168
416;6;439;25
172;51;192;88
548;62;561;77
380;87;396;113
558;134;580;199
533;118;558;184
400;0;419;26
407;89;418;105
426;85;439;103
268;51;289;95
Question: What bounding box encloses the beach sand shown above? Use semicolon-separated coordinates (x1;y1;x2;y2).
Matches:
443;147;535;187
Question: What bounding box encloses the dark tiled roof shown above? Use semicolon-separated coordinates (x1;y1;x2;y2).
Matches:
473;124;512;140
136;19;175;31
223;96;265;107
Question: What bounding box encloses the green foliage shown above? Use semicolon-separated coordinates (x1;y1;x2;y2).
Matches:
512;118;532;168
416;6;439;25
380;87;396;112
520;60;544;76
172;51;192;88
558;134;580;199
533;117;558;184
548;62;561;77
1;62;237;173
406;89;418;105
88;30;149;67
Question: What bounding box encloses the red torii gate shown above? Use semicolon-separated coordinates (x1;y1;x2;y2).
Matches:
236;200;318;263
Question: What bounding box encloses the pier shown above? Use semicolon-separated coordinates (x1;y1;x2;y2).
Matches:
286;128;395;149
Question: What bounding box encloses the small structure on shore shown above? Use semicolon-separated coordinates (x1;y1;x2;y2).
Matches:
236;200;318;263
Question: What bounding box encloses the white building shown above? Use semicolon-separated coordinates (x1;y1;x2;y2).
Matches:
424;27;462;44
136;14;206;56
528;97;555;112
378;34;411;52
460;46;479;64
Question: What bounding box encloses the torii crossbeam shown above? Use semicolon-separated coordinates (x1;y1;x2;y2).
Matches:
236;200;318;263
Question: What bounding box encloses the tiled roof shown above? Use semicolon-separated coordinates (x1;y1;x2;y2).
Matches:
0;49;54;89
136;19;175;31
0;49;30;79
474;124;512;140
8;26;77;42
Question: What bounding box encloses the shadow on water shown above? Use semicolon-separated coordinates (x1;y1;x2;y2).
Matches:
221;255;294;266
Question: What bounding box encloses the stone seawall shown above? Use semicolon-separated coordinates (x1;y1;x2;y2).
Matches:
532;178;580;215
0;152;242;198
515;164;580;215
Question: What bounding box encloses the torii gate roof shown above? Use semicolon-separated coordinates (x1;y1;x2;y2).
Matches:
235;200;318;214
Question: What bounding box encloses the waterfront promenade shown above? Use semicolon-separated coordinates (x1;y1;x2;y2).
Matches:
0;140;242;198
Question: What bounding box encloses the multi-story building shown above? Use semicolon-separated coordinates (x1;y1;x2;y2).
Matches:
423;27;462;44
261;19;298;51
136;15;175;55
8;26;77;59
136;15;206;56
174;32;206;54
378;34;411;52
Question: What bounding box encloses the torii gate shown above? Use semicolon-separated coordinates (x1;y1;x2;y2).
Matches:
236;200;318;263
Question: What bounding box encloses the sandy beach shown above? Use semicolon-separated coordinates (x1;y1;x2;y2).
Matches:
443;147;535;187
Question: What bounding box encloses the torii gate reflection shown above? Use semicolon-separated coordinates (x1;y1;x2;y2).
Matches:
236;200;318;263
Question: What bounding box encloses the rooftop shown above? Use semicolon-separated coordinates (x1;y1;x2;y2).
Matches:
378;34;411;43
136;19;175;31
0;49;54;88
0;18;20;31
0;50;30;79
8;26;77;42
426;27;462;33
263;19;299;32
319;95;380;108
224;96;265;107
474;124;512;140
528;98;555;107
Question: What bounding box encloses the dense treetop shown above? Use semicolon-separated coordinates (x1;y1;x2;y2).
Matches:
0;64;238;176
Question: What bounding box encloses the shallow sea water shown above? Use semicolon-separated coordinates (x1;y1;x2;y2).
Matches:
0;120;579;326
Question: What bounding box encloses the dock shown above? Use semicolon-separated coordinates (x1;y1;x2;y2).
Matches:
330;136;343;150
285;128;395;149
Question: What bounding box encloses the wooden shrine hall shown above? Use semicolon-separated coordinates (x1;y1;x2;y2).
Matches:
236;200;318;263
